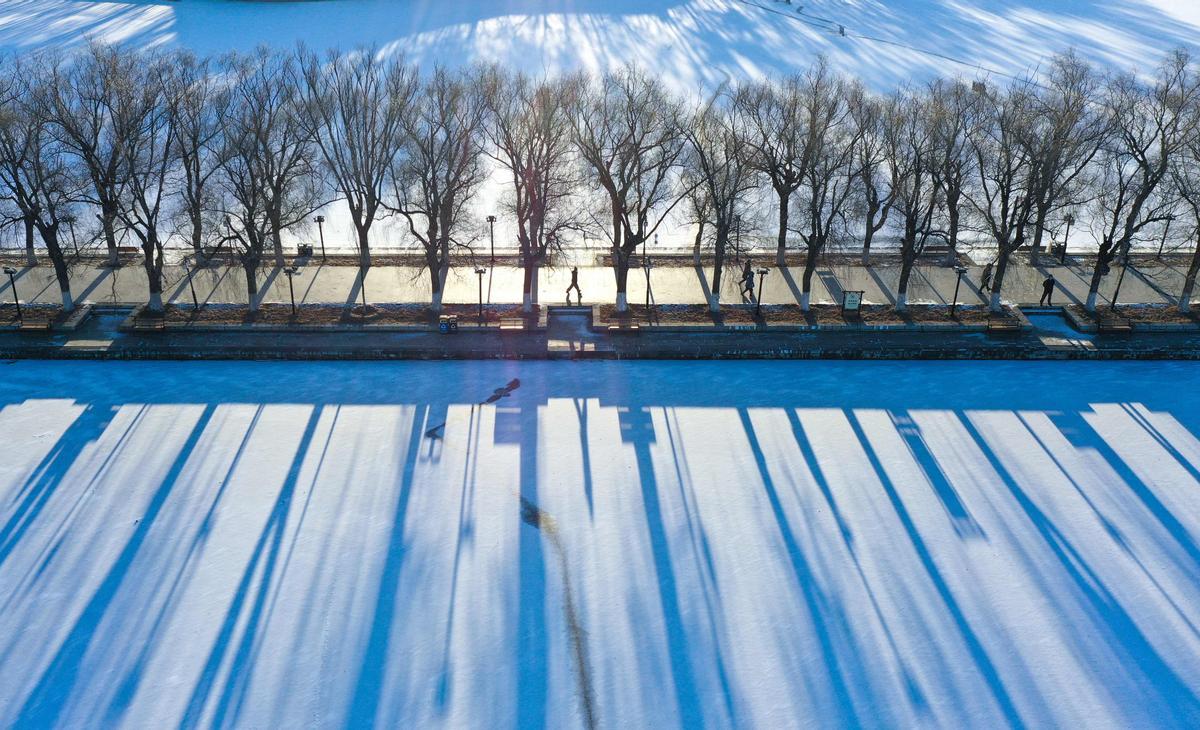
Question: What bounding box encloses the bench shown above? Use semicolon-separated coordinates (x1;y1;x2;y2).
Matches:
1098;316;1133;334
115;246;141;256
986;317;1022;334
606;322;641;333
17;319;52;332
499;318;525;332
131;317;166;332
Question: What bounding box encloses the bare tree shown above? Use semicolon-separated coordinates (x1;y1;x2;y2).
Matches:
117;53;178;313
966;81;1039;311
1026;52;1110;264
40;44;148;267
848;84;897;266
572;67;688;311
1170;130;1200;312
927;78;979;266
392;66;488;311
299;46;416;273
0;59;80;310
0;54;39;266
167;50;228;259
735;70;810;266
223;48;320;270
683;94;759;313
787;66;858;310
888;90;944;311
484;69;582;313
1085;51;1200;311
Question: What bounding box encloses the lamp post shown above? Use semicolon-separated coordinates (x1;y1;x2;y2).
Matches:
486;215;497;264
1060;213;1074;265
183;259;199;310
313;215;326;260
282;266;299;316
3;266;20;323
475;267;487;323
644;256;652;309
755;268;768;318
951;265;967;318
734;215;743;264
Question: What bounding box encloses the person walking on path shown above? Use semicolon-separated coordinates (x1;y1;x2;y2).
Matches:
1040;275;1056;306
980;261;994;293
740;259;755;300
566;266;582;304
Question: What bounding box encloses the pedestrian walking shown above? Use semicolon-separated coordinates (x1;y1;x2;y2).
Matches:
740;259;755;299
566;266;582;304
1040;275;1056;306
980;261;994;292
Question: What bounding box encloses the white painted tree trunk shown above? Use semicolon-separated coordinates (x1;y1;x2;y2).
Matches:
147;291;163;312
1085;291;1098;312
60;288;73;313
800;291;810;311
709;292;720;313
895;292;907;311
989;290;1002;312
431;288;443;313
1178;296;1191;313
616;291;627;312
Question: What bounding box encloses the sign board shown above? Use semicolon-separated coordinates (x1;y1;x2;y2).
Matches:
841;290;864;313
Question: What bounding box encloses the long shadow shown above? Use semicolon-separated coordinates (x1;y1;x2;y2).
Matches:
693;264;713;309
957;413;1200;721
845;411;1028;728
344;404;428;726
779;266;804;306
75;265;113;304
1128;265;1176;304
627;409;705;726
865;266;897;305
817;268;843;302
14;405;216;728
888;413;984;538
206;407;325;728
0;404;118;572
514;397;550;728
574;398;595;518
741;409;869;726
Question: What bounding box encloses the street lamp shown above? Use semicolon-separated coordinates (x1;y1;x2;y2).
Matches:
486;215;497;264
644;256;653;309
313;215;326;260
1060;213;1074;265
3;266;20;324
951;265;967;318
282;266;300;316
734;215;743;264
755;267;768;318
474;267;487;323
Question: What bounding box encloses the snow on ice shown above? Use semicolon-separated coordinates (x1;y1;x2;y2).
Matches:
1;359;1200;727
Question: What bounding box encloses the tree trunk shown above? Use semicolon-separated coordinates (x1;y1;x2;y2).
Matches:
800;244;820;311
101;205;118;267
142;238;164;313
614;249;630;313
24;215;36;266
710;228;726;313
861;222;876;266
1085;264;1105;312
244;260;260;312
776;192;789;266
429;252;443;313
989;252;1009;312
41;229;73;312
190;212;203;257
693;220;704;266
522;259;539;313
271;214;285;268
945;204;960;266
1180;238;1200;313
1030;205;1048;265
896;256;914;312
358;225;372;270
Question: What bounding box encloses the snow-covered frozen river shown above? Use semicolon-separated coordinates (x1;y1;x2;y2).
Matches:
2;359;1200;727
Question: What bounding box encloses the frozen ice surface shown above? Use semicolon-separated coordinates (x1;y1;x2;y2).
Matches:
2;359;1200;727
1;0;1197;91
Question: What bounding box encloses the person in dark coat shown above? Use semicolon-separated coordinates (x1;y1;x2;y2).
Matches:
1040;275;1056;306
566;266;582;304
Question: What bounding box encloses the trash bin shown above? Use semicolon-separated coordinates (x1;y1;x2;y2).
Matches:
438;315;458;333
298;244;314;257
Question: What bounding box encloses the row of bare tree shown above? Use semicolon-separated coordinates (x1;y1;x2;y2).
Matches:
2;44;1200;315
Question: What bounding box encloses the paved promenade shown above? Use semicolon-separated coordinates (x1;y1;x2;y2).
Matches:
0;257;1192;309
